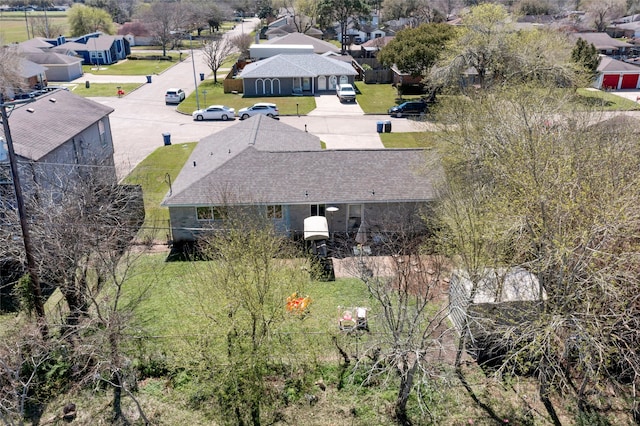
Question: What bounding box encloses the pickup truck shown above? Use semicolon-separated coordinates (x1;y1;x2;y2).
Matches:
336;83;357;103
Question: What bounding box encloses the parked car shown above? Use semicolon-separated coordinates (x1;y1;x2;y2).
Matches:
237;103;279;120
388;100;428;118
165;88;185;104
192;105;235;121
336;83;356;103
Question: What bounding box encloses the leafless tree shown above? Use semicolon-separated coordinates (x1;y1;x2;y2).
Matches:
339;221;454;426
0;43;27;98
138;2;181;56
230;33;252;60
201;35;235;83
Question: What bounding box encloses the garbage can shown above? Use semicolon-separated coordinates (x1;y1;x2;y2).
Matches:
162;132;171;146
146;75;152;83
199;73;205;81
376;121;383;133
85;80;90;88
384;120;392;133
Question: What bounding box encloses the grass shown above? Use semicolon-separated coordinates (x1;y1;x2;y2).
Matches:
354;81;426;114
82;54;180;75
65;82;143;97
177;80;317;116
0;12;68;43
576;87;640;110
123;143;196;241
380;131;440;148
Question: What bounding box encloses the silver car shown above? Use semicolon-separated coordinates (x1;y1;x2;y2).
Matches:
237;102;279;120
192;105;235;121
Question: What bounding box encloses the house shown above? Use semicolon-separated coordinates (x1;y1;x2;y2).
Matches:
0;89;118;194
162;115;439;245
55;33;130;65
596;56;640;89
16;58;48;94
21;51;83;82
448;267;547;365
569;32;633;59
239;53;358;96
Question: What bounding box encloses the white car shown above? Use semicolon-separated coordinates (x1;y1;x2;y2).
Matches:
192;105;235;121
237;102;279;120
165;88;185;104
336;83;356;103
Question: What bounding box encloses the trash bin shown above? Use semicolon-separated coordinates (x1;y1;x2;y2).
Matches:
146;75;152;83
85;80;90;88
162;132;171;146
376;121;383;133
384;120;392;133
199;73;205;81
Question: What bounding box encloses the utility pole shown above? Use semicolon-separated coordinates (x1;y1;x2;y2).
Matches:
0;95;47;334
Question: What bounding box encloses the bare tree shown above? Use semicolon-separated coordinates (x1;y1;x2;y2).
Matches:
0;43;27;98
585;0;626;31
339;221;454;426
139;2;181;56
230;33;252;60
201;35;235;83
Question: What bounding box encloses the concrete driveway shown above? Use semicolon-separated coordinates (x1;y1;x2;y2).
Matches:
75;19;427;178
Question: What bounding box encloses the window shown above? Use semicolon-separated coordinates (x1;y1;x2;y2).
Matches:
267;205;283;219
98;119;106;147
196;207;226;221
311;204;326;216
347;204;362;230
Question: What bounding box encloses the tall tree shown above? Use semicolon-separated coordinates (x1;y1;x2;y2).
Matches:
202;35;235;83
184;209;313;425
139;1;180;56
0;43;26;97
317;0;371;53
434;86;640;424
585;0;626;31
67;3;115;36
571;37;600;79
377;23;458;77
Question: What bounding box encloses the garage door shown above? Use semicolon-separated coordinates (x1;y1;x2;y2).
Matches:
621;74;639;89
602;74;620;89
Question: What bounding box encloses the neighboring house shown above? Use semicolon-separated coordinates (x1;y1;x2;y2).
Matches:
0;89;118;195
596;56;640;89
239;53;358;96
55;33;130;65
262;32;340;55
162;115;438;244
358;36;393;59
448;267;547;364
16;58;48;93
250;44;315;60
18;39;84;82
569;32;633;59
22;51;83;82
118;21;154;46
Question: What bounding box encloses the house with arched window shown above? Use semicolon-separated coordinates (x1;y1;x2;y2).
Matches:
238;53;358;97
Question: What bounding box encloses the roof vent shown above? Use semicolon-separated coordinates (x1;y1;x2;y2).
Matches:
49;98;56;103
193;161;196;167
26;108;35;113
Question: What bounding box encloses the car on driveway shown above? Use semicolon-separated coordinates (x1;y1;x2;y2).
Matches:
192;105;235;121
336;83;357;103
388;100;428;118
237;102;279;120
165;88;185;105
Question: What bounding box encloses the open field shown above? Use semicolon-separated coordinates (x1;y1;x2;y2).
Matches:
0;11;68;43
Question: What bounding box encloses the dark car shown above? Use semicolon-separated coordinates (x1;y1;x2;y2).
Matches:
388;100;428;118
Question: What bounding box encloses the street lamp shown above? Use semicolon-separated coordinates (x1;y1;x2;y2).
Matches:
190;34;200;110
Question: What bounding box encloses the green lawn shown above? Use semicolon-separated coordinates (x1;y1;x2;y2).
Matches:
177;80;317;116
380;131;440;148
65;82;143;97
82;54;180;75
354;81;426;114
0;12;68;43
575;88;640;111
123;143;196;241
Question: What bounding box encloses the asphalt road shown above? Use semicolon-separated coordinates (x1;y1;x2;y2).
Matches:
80;18;427;179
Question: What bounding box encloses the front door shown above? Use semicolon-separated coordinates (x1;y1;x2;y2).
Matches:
329;75;338;90
303;77;311;91
318;76;326;91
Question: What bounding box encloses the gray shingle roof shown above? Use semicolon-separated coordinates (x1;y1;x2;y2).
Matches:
163;115;438;207
1;90;114;161
569;32;633;49
598;56;640;72
239;54;357;79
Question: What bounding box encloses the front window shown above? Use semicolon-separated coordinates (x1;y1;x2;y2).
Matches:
196;206;226;221
267;205;283;219
311;204;325;216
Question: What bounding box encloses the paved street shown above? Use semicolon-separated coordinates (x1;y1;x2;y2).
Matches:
68;18;427;179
